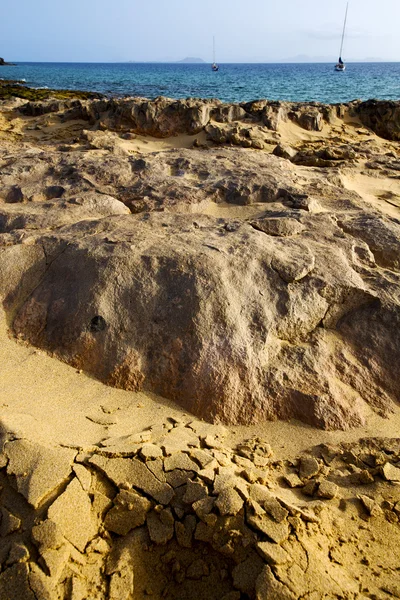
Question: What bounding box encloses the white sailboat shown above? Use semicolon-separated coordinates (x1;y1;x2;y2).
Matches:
335;2;349;71
212;36;219;72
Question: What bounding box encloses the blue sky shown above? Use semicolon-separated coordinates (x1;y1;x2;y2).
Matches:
2;0;399;62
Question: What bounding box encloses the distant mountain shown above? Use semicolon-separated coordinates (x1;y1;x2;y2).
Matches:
177;57;205;64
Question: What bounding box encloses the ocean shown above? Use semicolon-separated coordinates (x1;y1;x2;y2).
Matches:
1;61;400;104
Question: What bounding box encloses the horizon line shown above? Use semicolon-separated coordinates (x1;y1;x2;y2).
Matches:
4;59;400;64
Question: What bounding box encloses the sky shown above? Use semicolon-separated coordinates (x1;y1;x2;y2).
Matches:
2;0;400;63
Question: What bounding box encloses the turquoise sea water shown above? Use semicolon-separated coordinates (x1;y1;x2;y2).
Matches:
1;62;400;104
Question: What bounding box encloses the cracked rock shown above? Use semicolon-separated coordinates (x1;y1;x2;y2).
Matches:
147;508;175;545
47;478;97;552
104;489;152;535
316;480;339;500
4;439;76;508
215;488;244;516
89;454;174;504
382;462;400;482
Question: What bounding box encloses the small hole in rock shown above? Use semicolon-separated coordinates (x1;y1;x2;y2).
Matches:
89;315;107;333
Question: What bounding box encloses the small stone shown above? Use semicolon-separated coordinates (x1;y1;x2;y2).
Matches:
252;455;270;468
197;462;218;484
382;462;400;482
358;495;383;517
194;521;214;542
161;427;200;454
6;185;24;203
6;543;30;565
213;467;239;493
319;444;340;466
233;455;255;470
175;515;197;548
302;480;318;497
284;473;303;488
164;453;199;472
73;465;92;491
215;488;244;516
212;449;233;467
41;546;71;581
31;520;65;552
104;489;152;535
317;480;339;500
358;470;374;485
87;537;111;555
247;512;290;544
273;143;298;160
166;469;195;488
203;513;217;527
249;484;288;522
299;457;320;480
140;444;163;461
189;449;215;469
147;508;175;545
192;496;215;520
251;217;305;238
0;508;21;536
256;541;291;565
182;480;208;504
204;435;225;450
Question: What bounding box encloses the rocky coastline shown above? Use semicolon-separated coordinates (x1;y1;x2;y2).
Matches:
0;84;400;599
0;57;15;66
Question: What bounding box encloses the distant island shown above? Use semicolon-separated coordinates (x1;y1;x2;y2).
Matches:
177;57;205;64
0;57;16;66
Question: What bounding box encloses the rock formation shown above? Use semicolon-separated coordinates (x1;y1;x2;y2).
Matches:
1;88;400;599
0;95;400;429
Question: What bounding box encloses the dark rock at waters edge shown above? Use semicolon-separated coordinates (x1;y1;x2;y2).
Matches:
355;99;400;141
0;79;104;101
0;57;15;66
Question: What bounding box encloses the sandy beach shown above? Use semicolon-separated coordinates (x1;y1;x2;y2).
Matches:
1;86;400;599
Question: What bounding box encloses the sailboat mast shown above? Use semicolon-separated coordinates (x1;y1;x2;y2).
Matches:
339;2;349;59
213;36;216;64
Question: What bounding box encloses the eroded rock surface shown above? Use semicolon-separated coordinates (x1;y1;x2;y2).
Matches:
0;95;400;430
